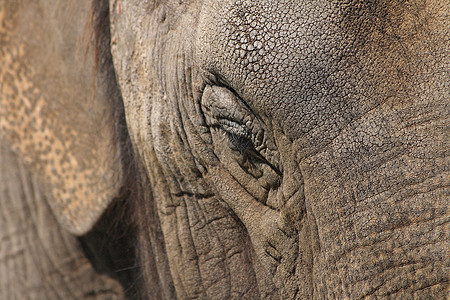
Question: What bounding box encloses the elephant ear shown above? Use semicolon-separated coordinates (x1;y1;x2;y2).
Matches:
0;1;124;235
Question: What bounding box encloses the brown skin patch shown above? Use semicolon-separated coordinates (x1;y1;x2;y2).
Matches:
0;1;123;235
0;39;103;233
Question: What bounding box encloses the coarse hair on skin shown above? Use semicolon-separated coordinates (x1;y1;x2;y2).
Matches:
88;1;174;299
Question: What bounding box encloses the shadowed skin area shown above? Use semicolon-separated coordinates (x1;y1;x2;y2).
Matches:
1;0;449;299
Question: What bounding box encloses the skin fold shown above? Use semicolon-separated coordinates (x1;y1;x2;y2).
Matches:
1;0;448;299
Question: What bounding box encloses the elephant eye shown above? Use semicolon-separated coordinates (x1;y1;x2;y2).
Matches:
218;119;255;151
201;84;262;150
201;84;281;177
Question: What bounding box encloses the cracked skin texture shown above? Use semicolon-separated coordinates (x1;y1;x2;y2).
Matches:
1;0;449;299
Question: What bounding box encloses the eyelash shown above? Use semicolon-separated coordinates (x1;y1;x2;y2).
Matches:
217;118;282;176
218;119;254;141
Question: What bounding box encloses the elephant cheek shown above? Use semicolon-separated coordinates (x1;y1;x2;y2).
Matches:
295;103;449;298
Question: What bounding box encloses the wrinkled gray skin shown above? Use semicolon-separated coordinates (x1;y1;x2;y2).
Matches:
1;0;449;299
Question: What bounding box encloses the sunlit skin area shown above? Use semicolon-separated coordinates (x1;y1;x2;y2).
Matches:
1;0;448;299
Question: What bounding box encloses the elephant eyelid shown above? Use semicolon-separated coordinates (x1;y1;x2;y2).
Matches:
201;83;270;155
222;85;264;125
205;72;263;125
211;107;264;151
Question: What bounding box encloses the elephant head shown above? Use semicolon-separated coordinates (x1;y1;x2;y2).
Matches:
1;0;448;299
107;0;448;298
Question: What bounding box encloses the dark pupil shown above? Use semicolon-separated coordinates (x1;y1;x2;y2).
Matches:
226;131;255;153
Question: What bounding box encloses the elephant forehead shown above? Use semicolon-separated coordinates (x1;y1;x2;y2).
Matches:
196;0;424;142
197;1;351;135
197;0;329;78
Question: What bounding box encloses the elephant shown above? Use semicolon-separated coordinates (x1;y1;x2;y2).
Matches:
0;0;448;299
